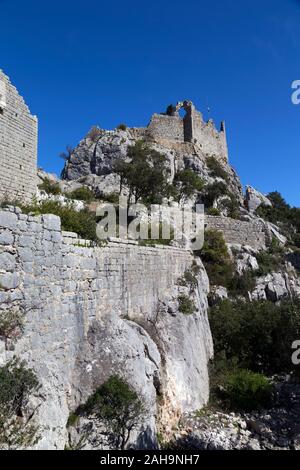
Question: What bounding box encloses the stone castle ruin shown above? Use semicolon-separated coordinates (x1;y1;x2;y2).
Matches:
0;71;267;250
0;70;38;202
145;100;228;161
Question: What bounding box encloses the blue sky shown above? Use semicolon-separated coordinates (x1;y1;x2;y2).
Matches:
1;0;300;205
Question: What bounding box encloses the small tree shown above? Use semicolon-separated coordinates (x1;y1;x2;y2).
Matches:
79;376;146;450
173;169;204;202
38;177;61;196
206;156;229;181
65;187;95;203
0;358;40;449
197;229;234;287
117;123;127;131
165;104;176;116
87;126;102;143
59;145;74;162
113;141;171;204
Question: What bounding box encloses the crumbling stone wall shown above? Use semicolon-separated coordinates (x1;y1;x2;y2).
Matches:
146;113;184;142
0;70;38;202
146;101;228;161
205;215;266;250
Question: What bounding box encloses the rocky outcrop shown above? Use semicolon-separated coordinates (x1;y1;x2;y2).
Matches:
61;125;244;205
176;377;300;450
251;271;300;302
245;186;272;213
0;207;213;449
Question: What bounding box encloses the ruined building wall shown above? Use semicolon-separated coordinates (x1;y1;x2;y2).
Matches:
205;215;266;250
145;102;228;161
0;70;38;202
146;113;184;142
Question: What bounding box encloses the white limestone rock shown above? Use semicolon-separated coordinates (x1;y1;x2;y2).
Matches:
245;186;272;213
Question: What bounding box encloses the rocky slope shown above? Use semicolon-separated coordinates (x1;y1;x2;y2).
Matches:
173;377;300;450
61;126;243;205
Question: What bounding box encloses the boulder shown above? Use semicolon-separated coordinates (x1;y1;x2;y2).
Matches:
245;186;272;213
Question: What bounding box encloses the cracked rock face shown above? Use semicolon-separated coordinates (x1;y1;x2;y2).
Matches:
251;271;300;302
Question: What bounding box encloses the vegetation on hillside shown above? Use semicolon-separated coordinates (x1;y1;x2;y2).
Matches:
206;156;229;182
208;298;300;410
38;177;61;196
173;169;204;202
196;229;234;288
72;376;145;450
0;359;40;449
256;191;300;248
114;141;172;205
20;200;99;243
65;187;95;203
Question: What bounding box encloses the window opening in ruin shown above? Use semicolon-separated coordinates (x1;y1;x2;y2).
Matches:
178;107;187;119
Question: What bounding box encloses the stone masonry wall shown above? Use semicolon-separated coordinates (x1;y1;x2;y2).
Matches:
146;113;184;142
0;207;213;448
145;105;228;161
205;215;266;250
0;71;38;202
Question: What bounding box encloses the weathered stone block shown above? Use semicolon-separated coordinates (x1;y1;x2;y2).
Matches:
43;214;61;231
0;211;18;230
0;272;20;289
0;252;16;271
0;230;14;245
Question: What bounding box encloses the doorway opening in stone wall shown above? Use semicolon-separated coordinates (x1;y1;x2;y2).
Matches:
178;104;192;143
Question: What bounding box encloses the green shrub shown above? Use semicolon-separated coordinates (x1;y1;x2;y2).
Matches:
227;271;257;297
117;123;127;131
204;181;228;208
218;195;241;219
114;141;171;205
178;295;196;315
78;376;145;450
173;169;204;201
206;156;229;181
179;269;198;290
20;200;99;243
222;369;272;411
38;177;61;195
0;358;40;449
206;207;221;216
102;192;120;204
200;229;229;263
256;191;300;247
66;412;79;428
209;299;300;374
256;249;284;276
0;309;24;341
196;229;234;287
65;187;95;203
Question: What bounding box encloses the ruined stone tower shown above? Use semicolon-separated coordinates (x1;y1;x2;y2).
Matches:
146;100;228;161
0;70;38;202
